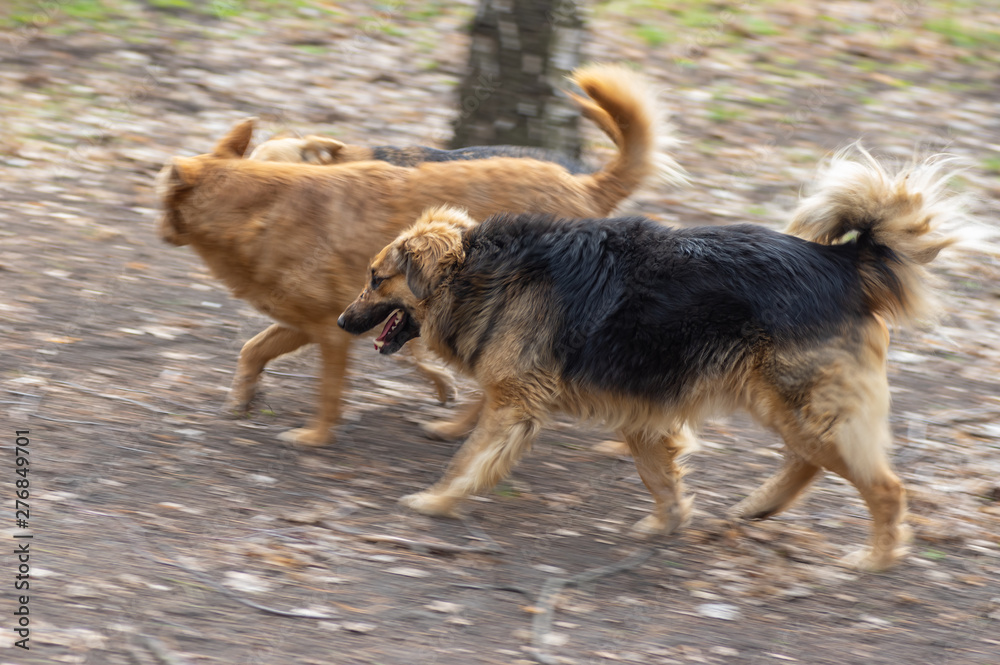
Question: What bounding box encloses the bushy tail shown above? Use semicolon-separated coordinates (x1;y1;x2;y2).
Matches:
787;146;967;325
567;64;686;207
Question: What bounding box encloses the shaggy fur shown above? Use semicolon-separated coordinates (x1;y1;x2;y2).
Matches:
156;64;680;447
338;150;965;571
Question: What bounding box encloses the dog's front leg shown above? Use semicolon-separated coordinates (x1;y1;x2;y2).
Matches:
420;394;485;441
227;323;310;413
622;428;695;537
277;329;351;447
401;394;542;517
402;341;457;405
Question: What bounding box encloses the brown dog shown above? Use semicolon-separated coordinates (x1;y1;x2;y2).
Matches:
338;150;966;571
156;64;684;446
244;101;632;408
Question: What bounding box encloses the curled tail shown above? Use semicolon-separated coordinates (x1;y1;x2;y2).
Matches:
567;64;686;209
787;146;967;325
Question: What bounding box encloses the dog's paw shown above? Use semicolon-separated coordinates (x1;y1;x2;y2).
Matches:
841;525;912;572
222;394;256;417
631;515;668;537
399;491;460;518
592;439;631;457
222;403;248;419
226;379;260;413
631;496;693;537
840;547;893;572
277;427;331;447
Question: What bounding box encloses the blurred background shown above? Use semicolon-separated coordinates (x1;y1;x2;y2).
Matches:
2;2;1000;664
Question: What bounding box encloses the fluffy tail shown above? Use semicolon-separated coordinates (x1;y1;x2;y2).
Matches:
567;64;686;206
787;146;967;325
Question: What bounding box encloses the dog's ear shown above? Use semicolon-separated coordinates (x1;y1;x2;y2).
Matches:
212;117;257;158
156;159;200;246
155;157;201;199
399;226;465;300
171;157;203;187
301;136;346;164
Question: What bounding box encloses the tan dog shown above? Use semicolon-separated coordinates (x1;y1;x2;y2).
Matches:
244;79;641;417
156;64;684;447
244;106;634;409
338;150;966;571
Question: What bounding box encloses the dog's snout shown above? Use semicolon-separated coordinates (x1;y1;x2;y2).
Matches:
337;313;347;329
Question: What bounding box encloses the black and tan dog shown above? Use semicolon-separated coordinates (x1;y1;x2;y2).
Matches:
243;92;635;408
338;149;966;571
157;64;683;447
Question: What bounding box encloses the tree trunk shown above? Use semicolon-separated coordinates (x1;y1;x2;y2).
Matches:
449;0;585;159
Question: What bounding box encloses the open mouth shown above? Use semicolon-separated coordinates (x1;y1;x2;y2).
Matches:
374;309;407;352
339;301;419;354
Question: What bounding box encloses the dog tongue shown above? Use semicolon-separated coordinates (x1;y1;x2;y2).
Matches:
376;311;398;343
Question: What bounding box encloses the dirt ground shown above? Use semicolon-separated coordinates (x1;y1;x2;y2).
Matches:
2;2;1000;664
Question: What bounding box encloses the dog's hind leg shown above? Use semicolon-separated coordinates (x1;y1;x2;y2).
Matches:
278;329;351;447
400;388;544;517
227;323;310;413
825;375;909;571
764;353;909;571
624;428;695;536
820;410;909;572
834;461;909;572
728;454;821;521
744;430;907;572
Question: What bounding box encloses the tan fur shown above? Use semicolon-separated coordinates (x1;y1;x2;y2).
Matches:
246;141;456;404
787;145;964;324
248;134;374;165
345;173;964;570
568;63;687;190
158;64;676;447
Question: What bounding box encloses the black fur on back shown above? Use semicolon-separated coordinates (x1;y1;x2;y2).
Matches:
450;213;870;402
370;145;592;174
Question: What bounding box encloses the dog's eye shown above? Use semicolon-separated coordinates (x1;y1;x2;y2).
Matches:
370;273;384;290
